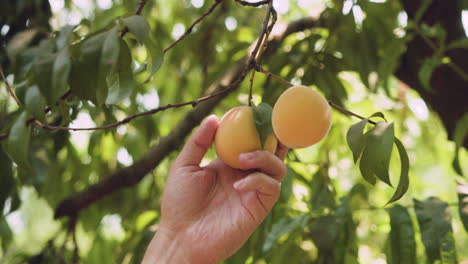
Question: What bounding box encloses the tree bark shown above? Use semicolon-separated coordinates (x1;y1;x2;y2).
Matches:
396;0;468;147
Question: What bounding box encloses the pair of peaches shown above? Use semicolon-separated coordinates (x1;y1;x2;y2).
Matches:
215;85;332;168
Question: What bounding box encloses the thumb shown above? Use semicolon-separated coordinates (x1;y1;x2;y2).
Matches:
174;114;219;167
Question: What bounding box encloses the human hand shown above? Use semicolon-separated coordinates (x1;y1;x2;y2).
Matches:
142;114;288;264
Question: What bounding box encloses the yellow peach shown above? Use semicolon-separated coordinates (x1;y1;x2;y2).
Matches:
215;106;277;169
272;85;331;148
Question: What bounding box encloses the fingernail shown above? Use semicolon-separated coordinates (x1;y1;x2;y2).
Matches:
239;153;254;161
233;180;244;189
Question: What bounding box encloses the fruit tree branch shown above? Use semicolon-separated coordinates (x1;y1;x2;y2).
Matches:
163;0;224;53
54;17;319;219
233;0;269;7
0;0;227;137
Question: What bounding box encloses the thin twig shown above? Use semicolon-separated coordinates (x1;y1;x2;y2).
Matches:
0;65;20;106
328;101;377;125
248;70;256;106
233;0;269;7
246;0;274;102
163;0;224;53
33;87;237;131
257;66;293;86
248;0;273;65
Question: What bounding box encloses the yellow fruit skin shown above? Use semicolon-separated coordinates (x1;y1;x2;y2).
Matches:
272;85;332;148
215;106;278;169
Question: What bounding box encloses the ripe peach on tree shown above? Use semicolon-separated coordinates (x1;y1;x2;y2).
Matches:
272;85;332;149
215;105;277;169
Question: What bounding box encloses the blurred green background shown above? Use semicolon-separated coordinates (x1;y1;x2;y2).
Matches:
0;0;467;263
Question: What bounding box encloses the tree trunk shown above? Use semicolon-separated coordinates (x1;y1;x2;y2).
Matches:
397;0;468;147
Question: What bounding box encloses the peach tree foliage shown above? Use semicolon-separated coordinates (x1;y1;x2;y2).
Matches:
0;0;467;263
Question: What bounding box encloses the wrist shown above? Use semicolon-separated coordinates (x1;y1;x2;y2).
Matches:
142;228;192;264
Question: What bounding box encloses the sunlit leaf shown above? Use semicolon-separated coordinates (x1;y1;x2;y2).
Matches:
414;197;458;263
347;118;368;163
106;39;136;105
252;102;273;148
386;138;410;204
122;15;150;42
347;112;387;164
144;36;165;81
2;112;31;169
360;122;394;186
386;205;416;264
6;29;39;62
452;113;467;176
100;26;120;70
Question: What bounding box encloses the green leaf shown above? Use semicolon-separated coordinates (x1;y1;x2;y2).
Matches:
447;38;468;50
24;85;46;121
33;54;55;105
56;25;74;50
100;27;120;70
52;48;71;104
309;197;358;263
106;39;136;105
144;36;165;81
97;27;120;105
386;205;416;264
418;55;442;91
6;29;39;63
347;112;387;164
452;113;467;176
71;28;119;105
0;147;14;213
121;15;150;42
263;214;309;253
0;217;13;251
456;182;468;233
414;197;458;263
278;166;294;203
346;118;368;163
360;122;394;186
86;234;116;263
310;167;336;211
386;138;410;204
2;112;31;169
252;103;273;148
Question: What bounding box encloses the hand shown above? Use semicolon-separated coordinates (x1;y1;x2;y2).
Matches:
142;115;288;264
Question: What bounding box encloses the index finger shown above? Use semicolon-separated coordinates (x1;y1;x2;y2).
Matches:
237;151;287;181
